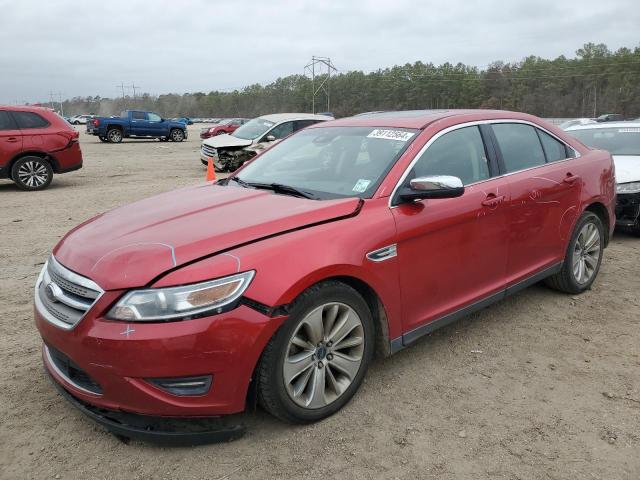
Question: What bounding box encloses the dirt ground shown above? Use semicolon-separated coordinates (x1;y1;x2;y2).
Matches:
0;126;638;480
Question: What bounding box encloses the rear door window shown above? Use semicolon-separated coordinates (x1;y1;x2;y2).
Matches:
12;111;50;129
410;126;490;185
0;111;17;130
294;120;321;131
131;111;147;120
537;129;568;162
492;123;546;173
267;121;294;140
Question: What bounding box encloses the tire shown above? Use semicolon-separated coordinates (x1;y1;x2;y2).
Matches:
107;128;123;143
545;211;604;294
11;156;53;191
98;136;108;143
73;121;79;125
170;129;185;142
257;281;375;424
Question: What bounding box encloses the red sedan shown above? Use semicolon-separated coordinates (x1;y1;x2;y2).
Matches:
200;118;250;139
35;110;615;443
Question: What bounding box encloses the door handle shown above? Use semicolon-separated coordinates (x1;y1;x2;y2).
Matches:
481;194;505;207
6;137;18;142
563;174;581;185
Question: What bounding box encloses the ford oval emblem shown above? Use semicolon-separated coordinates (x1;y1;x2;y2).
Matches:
45;283;58;303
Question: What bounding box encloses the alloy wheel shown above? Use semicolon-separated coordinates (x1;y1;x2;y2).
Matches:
283;302;365;409
572;221;601;284
17;160;49;188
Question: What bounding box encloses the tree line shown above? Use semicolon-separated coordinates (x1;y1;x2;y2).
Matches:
59;43;640;119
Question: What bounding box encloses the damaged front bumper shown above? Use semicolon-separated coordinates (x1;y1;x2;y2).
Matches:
615;192;640;228
47;371;246;445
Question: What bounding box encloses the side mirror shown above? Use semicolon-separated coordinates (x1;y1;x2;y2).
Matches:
400;175;464;201
265;135;276;142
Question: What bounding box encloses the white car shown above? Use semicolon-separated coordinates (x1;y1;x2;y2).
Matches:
566;122;640;234
201;113;332;171
69;115;94;125
559;118;597;130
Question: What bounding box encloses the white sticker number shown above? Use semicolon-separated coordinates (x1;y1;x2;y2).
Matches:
367;129;415;142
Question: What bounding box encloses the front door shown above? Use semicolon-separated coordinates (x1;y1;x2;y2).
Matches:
391;125;510;341
129;111;148;136
0;110;23;172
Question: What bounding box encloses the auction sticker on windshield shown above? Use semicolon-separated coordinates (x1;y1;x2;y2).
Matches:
367;129;415;141
352;179;371;193
619;128;640;133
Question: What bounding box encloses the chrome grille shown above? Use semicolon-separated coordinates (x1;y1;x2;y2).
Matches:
201;144;217;158
35;256;103;330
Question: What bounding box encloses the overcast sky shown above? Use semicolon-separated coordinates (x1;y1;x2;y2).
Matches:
1;0;638;104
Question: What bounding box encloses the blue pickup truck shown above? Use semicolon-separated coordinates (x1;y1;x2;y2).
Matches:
86;110;188;143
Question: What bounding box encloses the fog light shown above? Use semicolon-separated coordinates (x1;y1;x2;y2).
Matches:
146;375;212;396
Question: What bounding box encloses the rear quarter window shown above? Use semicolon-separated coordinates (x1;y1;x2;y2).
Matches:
537;130;569;162
12;111;50;129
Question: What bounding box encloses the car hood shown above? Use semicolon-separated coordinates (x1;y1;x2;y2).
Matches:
53;184;361;290
202;134;253;149
612;155;640;184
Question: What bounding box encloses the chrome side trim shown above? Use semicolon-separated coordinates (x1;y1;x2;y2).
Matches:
366;244;397;262
44;345;102;396
388;119;581;208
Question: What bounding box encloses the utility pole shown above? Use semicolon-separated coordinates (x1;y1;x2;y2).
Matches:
593;81;597;118
116;82;126;99
128;83;140;100
304;56;337;114
49;91;64;115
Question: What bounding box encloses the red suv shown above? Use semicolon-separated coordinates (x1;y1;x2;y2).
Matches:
0;106;82;190
35;110;615;443
200;118;249;139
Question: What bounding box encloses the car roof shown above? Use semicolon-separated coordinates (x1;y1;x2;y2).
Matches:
0;104;54;112
312;109;546;129
259;113;333;123
566;121;640;131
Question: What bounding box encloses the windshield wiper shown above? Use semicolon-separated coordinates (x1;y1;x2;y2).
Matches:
228;176;251;188
227;177;315;199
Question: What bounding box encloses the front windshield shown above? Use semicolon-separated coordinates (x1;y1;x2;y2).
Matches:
568;127;640;155
235;126;418;199
232;117;275;140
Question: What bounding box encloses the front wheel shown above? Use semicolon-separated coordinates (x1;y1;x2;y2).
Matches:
257;281;374;423
11;156;53;191
546;211;604;294
98;136;108;142
170;129;185;142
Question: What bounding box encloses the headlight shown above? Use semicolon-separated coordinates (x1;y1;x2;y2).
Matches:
616;182;640;194
107;271;255;322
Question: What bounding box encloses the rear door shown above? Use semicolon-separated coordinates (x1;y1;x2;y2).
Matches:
488;122;582;286
129;111;148;136
0;110;22;172
391;124;511;338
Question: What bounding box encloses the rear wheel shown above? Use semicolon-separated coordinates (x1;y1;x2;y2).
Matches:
546;211;604;294
107;128;123;143
11;156;53;191
170;129;185;142
257;281;374;423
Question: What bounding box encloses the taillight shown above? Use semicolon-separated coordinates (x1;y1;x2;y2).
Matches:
92;119;100;127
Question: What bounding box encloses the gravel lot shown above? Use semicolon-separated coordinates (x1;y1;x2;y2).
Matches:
1;126;639;479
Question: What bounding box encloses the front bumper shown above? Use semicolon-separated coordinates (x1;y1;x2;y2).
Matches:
45;368;246;445
36;298;284;418
615;192;640;228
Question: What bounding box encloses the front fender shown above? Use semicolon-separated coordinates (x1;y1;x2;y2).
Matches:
153;201;403;339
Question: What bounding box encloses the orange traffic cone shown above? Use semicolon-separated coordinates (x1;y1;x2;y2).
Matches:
206;157;216;181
